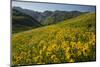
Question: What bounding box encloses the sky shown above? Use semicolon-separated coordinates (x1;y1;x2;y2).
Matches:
12;1;96;12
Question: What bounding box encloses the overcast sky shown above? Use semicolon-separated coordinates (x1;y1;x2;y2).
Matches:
12;1;96;12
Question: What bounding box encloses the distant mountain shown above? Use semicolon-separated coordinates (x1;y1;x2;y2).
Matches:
42;10;85;25
13;7;86;25
12;8;42;33
13;7;43;22
12;7;89;33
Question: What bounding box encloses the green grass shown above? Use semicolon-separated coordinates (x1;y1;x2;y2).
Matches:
12;12;96;66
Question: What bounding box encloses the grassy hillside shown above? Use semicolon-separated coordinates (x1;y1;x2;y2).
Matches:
57;12;96;32
12;12;96;66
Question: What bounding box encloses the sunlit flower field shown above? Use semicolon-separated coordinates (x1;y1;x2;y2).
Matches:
12;12;96;66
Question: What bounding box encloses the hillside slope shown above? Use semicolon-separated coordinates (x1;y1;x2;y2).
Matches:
12;8;42;33
12;12;96;66
57;12;96;32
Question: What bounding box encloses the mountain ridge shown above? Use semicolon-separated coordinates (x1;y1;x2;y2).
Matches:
13;7;87;25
